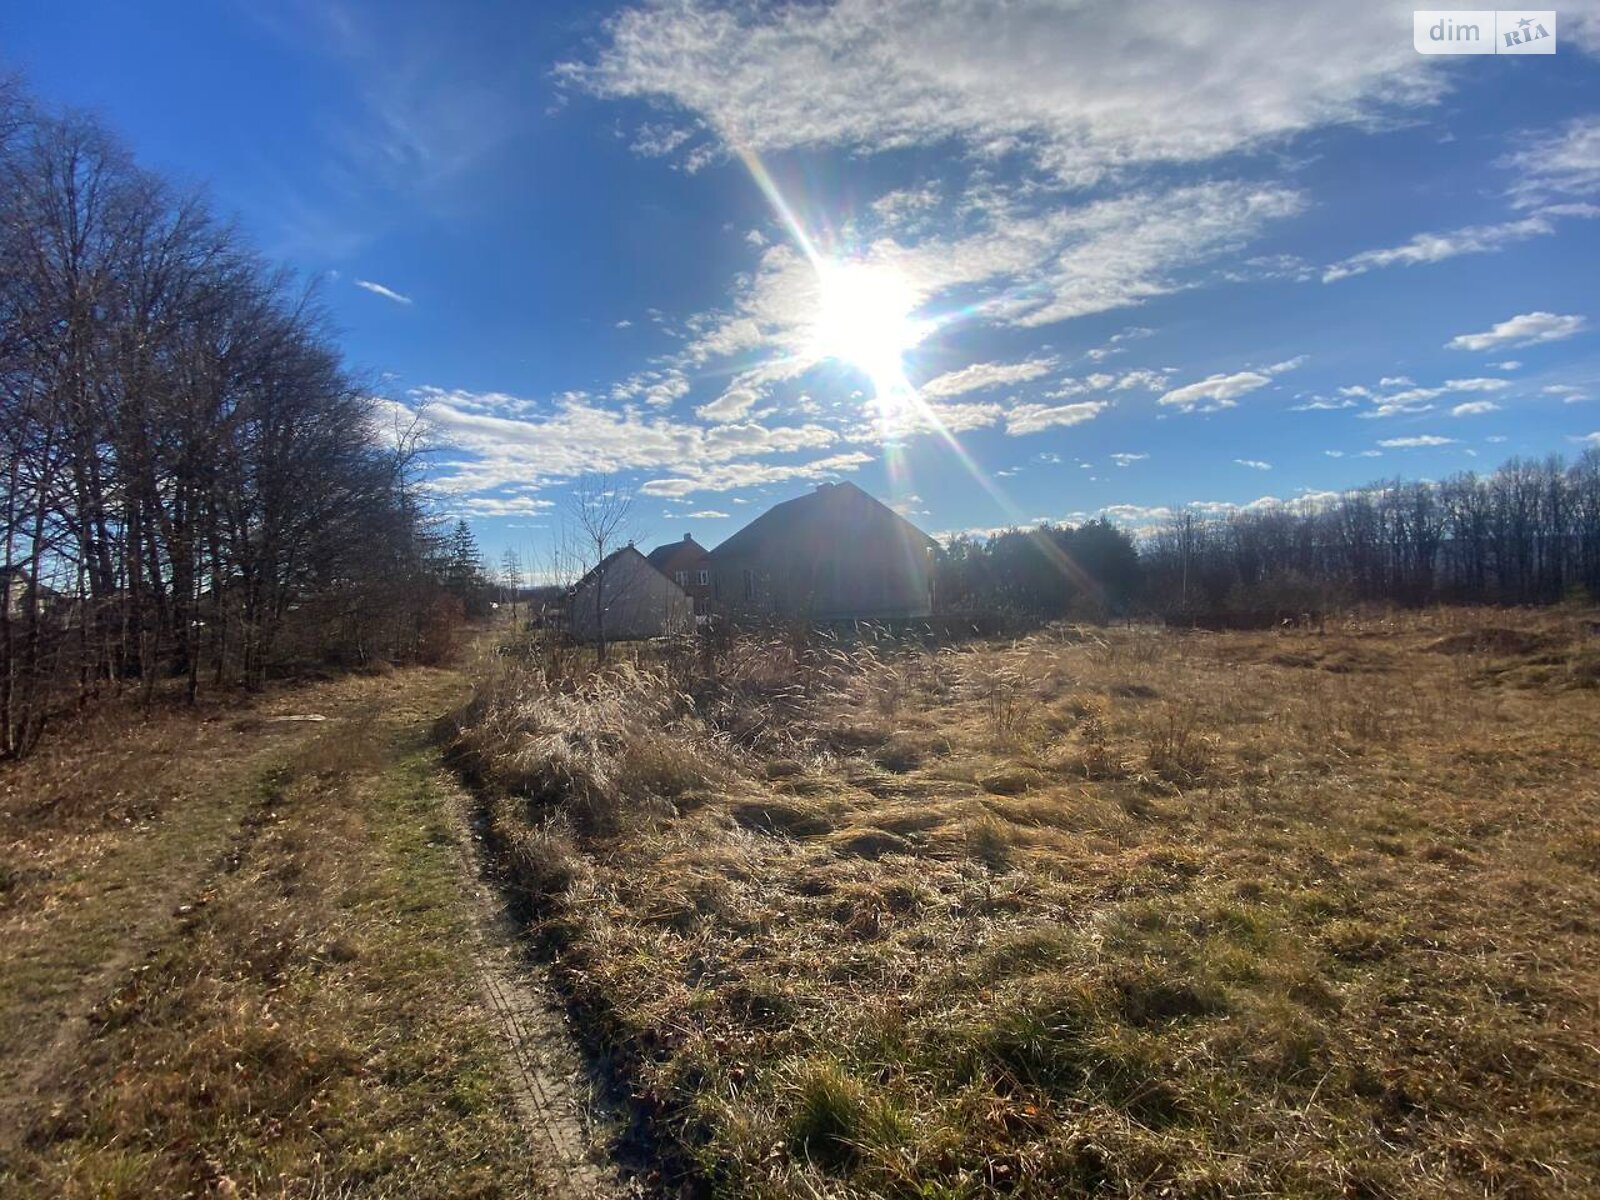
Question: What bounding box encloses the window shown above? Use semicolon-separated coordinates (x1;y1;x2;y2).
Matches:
674;569;687;585
697;569;709;586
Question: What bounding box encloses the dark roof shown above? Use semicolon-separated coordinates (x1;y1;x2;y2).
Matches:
710;481;938;559
645;535;708;569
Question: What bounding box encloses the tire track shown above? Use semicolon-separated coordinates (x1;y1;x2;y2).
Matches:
433;768;631;1197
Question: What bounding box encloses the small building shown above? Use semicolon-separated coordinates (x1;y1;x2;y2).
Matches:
568;545;693;643
1;566;28;621
707;481;938;621
645;534;713;613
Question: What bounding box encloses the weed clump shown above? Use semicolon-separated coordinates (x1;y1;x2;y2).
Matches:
452;661;728;834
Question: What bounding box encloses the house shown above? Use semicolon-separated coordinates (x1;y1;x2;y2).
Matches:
1;566;64;623
645;534;712;613
707;481;939;621
568;545;693;643
1;566;28;621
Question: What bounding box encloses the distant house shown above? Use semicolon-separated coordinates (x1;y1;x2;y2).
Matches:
1;567;28;621
568;545;693;643
0;565;63;623
645;534;713;614
707;481;939;621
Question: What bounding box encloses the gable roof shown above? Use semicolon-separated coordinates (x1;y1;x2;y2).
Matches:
645;535;709;570
710;481;938;559
573;544;685;595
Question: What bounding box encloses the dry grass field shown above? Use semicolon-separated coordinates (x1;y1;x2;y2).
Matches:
0;670;563;1199
453;609;1600;1198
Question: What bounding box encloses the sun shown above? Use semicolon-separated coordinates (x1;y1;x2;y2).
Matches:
809;262;925;402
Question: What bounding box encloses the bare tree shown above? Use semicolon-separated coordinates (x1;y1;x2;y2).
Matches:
563;476;636;663
0;81;460;755
499;547;524;621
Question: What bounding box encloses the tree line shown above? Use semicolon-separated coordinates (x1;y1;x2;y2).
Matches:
1140;453;1600;612
936;519;1143;620
0;80;483;756
933;452;1600;621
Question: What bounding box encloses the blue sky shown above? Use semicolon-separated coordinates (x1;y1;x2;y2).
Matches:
7;1;1600;567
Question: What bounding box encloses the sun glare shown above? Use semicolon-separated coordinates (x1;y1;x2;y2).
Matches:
809;262;925;402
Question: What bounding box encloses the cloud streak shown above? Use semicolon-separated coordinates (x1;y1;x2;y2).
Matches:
1322;214;1565;282
1158;357;1304;413
355;279;413;305
1447;312;1588;351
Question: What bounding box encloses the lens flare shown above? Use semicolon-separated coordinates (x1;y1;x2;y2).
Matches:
732;142;1064;547
808;261;925;404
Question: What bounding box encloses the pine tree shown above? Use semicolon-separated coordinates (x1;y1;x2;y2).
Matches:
444;520;487;610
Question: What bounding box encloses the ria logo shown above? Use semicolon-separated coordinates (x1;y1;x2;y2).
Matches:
1501;13;1553;47
1414;10;1557;54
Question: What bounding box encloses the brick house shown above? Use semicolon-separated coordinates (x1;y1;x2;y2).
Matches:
645;534;713;614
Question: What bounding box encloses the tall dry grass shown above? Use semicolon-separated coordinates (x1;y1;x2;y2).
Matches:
453;611;1600;1198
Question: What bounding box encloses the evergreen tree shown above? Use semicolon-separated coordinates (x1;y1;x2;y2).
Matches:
444;520;488;612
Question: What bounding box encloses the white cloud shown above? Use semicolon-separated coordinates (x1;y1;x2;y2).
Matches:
612;368;692;409
1322;214;1563;281
919;357;1056;399
1574;432;1600;446
920;399;1006;433
1504;115;1600;207
1083;326;1155;361
1358;399;1434;419
1112;368;1172;392
641;452;874;497
1347;374;1512;419
1235;458;1273;470
696;385;761;422
870;184;942;228
409;387;843;499
565;0;1444;186
354;279;413;305
1545;384;1592;404
684;509;730;519
676;181;1305;387
452;495;556;518
1160;370;1270;412
1493;361;1521;371
1110;452;1149;467
1447;311;1588;351
615;318;633;328
1158;356;1303;413
1379;435;1458;448
1005;400;1107;435
1450;400;1501;417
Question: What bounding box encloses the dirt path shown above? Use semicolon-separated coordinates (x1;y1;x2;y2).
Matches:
0;667;639;1197
435;766;631;1197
